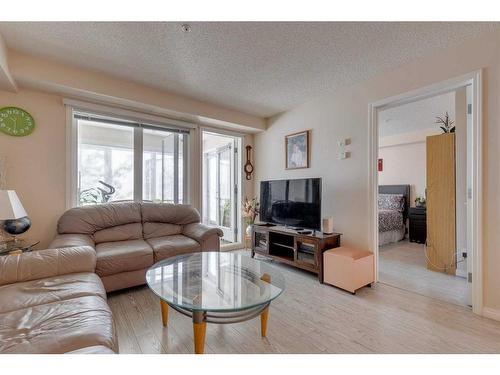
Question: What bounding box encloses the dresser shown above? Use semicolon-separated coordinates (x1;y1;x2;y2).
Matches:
409;207;426;244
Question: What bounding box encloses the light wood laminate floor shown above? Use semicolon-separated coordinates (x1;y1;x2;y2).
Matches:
379;240;468;307
107;250;500;354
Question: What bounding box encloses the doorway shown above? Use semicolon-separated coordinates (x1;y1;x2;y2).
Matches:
202;131;242;245
369;71;483;314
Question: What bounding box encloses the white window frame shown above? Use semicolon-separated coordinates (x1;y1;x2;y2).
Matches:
65;100;195;208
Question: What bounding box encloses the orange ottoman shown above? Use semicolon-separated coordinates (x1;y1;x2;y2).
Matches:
323;247;374;294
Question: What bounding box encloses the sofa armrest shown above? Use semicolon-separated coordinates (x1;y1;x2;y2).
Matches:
49;234;95;249
182;223;223;242
0;246;97;287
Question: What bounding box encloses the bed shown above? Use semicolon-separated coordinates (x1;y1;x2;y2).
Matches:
378;185;410;246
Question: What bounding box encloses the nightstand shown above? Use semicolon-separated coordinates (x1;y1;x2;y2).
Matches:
409;207;426;244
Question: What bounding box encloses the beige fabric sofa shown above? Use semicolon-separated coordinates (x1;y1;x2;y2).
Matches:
49;202;223;292
0;246;117;354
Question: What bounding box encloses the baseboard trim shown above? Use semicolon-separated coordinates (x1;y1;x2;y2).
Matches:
220;242;244;252
482;307;500;322
455;269;467;278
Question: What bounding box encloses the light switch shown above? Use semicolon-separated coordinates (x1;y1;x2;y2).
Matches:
337;138;351;147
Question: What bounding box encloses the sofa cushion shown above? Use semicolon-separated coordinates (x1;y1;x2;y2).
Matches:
141;202;200;225
147;234;201;261
143;222;182;239
57;202;142;235
95;239;153;277
0;295;117;354
94;222;143;244
0;272;106;314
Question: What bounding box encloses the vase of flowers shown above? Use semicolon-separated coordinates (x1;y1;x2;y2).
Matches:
242;197;259;236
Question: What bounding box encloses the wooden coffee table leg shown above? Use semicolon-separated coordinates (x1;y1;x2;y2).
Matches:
259;274;272;338
193;311;207;354
260;305;269;337
160;300;169;327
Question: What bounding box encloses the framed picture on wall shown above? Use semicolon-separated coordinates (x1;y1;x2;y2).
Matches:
285;130;310;169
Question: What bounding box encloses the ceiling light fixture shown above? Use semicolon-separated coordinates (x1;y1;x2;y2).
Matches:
181;24;191;33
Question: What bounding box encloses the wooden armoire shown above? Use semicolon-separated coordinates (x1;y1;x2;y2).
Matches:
426;133;456;275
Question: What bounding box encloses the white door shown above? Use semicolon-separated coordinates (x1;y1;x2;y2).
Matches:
202;132;239;244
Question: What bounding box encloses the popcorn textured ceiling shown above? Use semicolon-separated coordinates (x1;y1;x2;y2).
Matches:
0;22;497;118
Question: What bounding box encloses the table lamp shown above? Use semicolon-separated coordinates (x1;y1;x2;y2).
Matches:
0;190;30;243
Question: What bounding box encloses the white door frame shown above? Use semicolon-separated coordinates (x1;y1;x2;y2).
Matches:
368;70;483;315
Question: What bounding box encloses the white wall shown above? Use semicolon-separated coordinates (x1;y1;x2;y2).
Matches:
377;91;455;206
254;30;500;312
0;33;16;91
378;137;431;205
0;89;66;248
379;92;455;137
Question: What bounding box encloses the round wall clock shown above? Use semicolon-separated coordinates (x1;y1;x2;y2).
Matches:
0;107;35;136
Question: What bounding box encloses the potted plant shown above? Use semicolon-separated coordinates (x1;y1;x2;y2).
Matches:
242;197;259;236
435;112;455;133
415;196;426;208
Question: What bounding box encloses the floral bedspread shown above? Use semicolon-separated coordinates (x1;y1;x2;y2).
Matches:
379;209;404;232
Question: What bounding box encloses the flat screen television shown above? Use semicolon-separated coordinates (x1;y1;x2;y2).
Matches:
259;178;321;230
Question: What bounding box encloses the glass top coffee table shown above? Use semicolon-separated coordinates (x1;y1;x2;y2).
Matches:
146;251;285;354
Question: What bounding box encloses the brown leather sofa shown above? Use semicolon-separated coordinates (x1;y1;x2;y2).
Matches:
0;246;117;354
49;202;223;292
0;202;222;354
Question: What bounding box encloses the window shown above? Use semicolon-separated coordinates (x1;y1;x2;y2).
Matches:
78;121;134;203
143;128;186;203
74;111;189;207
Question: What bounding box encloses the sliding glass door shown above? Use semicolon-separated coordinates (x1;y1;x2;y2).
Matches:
75;112;188;206
202;131;241;244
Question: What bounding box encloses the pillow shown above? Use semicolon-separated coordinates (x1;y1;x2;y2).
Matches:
378;193;405;212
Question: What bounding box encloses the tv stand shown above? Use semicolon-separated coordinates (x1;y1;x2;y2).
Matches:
251;225;341;283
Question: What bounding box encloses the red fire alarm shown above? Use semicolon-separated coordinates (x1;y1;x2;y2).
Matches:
378;158;383;171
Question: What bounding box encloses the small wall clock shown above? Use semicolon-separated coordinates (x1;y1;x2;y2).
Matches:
0;107;35;136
